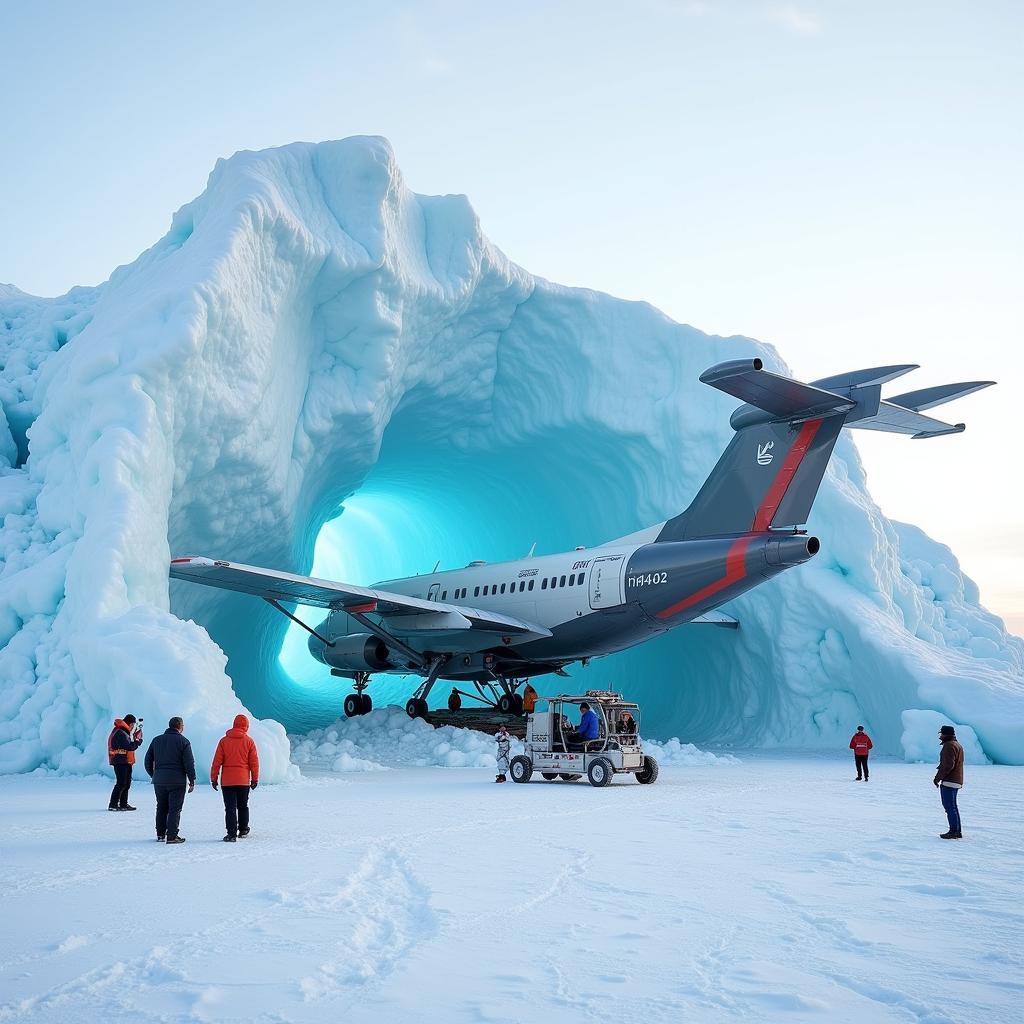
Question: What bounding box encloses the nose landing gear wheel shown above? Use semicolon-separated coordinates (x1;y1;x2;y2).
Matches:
405;697;428;719
587;757;614;788
509;755;533;783
344;692;374;717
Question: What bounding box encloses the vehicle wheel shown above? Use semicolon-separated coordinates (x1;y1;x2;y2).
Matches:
344;693;362;718
359;694;373;715
541;772;559;781
511;693;524;715
587;757;614;788
405;697;428;719
497;693;514;714
558;774;581;782
636;755;659;785
509;756;533;783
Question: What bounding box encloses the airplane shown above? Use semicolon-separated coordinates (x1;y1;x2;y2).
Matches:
170;358;994;720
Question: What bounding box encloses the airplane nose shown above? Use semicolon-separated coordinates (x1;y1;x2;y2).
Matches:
765;535;820;566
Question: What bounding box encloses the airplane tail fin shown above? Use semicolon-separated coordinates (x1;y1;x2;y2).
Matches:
656;358;995;542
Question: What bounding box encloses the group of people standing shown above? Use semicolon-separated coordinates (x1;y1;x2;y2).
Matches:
849;723;966;839
107;713;260;844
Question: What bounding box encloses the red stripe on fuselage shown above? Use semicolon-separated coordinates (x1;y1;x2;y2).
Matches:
655;536;752;620
655;418;824;620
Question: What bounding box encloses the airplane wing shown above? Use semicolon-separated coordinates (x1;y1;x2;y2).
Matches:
169;556;551;640
688;610;739;628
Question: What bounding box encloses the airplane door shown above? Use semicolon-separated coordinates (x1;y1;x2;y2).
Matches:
428;583;440;601
589;555;625;609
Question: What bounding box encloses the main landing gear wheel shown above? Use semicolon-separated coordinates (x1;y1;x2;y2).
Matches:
509;755;533;783
359;694;372;715
405;697;428;719
636;755;659;784
541;772;559;781
343;693;361;718
587;757;614;788
558;773;581;782
497;692;524;715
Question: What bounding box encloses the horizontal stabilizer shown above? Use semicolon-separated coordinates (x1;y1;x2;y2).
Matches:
846;401;965;439
887;380;995;412
699;359;854;426
811;365;918;390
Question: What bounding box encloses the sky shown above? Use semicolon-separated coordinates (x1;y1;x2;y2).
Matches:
1;0;1021;632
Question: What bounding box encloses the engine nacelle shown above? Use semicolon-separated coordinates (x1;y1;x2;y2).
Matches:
321;633;393;672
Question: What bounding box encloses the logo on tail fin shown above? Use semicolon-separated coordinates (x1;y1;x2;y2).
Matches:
756;441;775;466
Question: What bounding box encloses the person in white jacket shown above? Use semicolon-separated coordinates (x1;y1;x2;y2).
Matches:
495;724;511;783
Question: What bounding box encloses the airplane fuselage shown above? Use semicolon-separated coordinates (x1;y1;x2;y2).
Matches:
309;529;818;681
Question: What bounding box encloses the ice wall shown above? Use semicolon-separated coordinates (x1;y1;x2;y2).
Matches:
1;136;1022;774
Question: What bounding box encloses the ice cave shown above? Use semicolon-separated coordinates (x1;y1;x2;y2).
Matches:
1;136;1022;778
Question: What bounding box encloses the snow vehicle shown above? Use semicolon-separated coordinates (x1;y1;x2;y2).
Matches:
508;691;658;787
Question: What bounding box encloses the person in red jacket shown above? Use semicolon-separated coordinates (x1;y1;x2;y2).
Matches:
210;714;260;842
849;725;873;781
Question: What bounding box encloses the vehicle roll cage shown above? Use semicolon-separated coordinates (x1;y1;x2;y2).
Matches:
537;693;641;754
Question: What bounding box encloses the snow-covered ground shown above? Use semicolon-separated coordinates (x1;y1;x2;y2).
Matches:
2;755;1021;1024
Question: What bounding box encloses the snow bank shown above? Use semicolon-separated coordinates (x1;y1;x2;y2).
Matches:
1;135;1022;774
900;709;990;765
290;707;520;771
642;737;739;767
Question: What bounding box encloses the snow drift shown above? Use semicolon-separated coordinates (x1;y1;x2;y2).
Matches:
1;136;1022;776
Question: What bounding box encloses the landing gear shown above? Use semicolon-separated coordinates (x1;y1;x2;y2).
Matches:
405;697;428;719
405;656;449;719
343;674;373;718
497;692;524;715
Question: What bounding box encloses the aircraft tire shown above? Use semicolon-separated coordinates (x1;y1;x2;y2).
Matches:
587;757;614;788
405;697;428;719
636;755;659;784
359;694;373;715
511;693;524;715
541;772;559;781
558;774;581;782
509;755;533;783
343;693;362;718
497;693;514;714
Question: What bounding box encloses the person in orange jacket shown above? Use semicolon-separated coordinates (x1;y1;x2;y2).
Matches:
210;714;260;842
107;714;143;810
522;683;538;714
849;725;873;781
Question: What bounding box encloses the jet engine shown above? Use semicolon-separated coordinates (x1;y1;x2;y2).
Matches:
321;633;393;672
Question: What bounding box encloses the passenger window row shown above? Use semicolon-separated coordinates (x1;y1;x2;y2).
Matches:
439;572;587;603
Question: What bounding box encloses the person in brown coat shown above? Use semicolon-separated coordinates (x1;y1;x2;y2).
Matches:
210;714;260;842
934;724;964;839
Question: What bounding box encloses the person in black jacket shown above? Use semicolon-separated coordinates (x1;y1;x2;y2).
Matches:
144;717;196;844
107;714;143;810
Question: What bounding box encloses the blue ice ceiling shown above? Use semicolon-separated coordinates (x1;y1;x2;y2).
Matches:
1;136;1022;776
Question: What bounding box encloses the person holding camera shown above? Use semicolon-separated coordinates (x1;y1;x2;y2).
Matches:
107;714;144;811
144;717;196;844
210;714;260;842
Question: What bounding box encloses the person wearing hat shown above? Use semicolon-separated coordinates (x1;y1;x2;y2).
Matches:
848;725;873;781
494;724;511;783
448;688;462;711
934;724;965;839
107;714;143;810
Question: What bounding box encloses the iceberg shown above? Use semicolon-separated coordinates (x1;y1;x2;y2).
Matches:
1;136;1021;776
